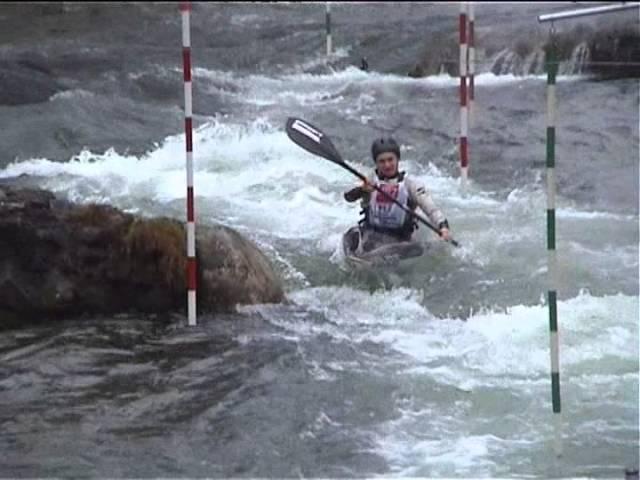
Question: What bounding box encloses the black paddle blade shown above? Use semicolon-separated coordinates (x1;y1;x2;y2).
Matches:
285;117;343;164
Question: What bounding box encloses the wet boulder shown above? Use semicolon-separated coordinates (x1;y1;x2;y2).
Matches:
0;184;285;326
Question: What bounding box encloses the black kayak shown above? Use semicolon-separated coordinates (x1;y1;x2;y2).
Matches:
341;226;425;269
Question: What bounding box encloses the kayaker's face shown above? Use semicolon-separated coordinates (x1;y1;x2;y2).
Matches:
375;153;399;178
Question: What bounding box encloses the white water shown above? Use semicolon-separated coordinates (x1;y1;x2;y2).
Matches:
1;67;637;477
244;286;638;477
1;116;635;290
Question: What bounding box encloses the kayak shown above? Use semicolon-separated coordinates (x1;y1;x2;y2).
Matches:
341;225;424;270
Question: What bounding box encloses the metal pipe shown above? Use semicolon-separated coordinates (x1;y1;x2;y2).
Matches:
538;3;640;23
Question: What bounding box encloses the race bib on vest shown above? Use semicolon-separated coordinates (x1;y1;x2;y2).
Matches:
369;181;409;229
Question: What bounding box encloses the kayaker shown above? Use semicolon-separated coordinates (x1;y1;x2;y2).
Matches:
343;137;451;252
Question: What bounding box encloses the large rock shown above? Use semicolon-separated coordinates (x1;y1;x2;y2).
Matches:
0;185;285;326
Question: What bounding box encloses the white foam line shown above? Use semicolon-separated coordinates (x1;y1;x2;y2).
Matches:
190;65;587;95
556;207;637;221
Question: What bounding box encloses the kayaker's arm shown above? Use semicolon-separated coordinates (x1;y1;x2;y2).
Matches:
344;175;375;203
407;178;449;230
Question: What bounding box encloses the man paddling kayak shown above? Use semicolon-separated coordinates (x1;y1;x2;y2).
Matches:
343;137;451;255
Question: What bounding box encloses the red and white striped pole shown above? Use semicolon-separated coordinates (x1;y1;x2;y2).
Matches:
468;2;475;127
459;2;469;184
181;1;197;326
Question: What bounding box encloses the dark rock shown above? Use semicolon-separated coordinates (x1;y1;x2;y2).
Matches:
407;64;425;78
588;27;640;79
198;226;286;309
0;185;285;327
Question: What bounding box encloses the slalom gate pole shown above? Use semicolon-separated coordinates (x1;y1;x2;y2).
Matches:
459;2;469;185
181;0;197;326
468;2;475;126
545;23;561;456
536;1;640;459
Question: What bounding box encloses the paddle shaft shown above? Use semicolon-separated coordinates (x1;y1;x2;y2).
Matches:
338;159;460;247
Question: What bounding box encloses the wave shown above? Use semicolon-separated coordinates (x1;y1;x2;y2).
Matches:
47;89;95;102
280;287;638;373
193;65;586;92
246;286;638;476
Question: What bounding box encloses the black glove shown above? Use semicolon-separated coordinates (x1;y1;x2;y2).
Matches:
344;186;365;202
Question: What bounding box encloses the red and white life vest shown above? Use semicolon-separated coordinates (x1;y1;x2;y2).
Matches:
368;179;410;230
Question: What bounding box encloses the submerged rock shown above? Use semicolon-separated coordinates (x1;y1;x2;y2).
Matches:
0;59;65;106
0;185;285;327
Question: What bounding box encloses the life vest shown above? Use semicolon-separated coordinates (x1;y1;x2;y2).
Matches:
361;172;417;239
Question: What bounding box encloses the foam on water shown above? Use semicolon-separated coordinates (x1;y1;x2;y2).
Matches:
284;287;638;377
1;115;636;291
187;65;590;113
48;89;95;102
273;286;638;476
194;66;586;92
0;118;496;240
0;62;637;477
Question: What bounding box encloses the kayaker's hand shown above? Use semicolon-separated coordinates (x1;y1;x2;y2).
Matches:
439;227;451;241
361;179;375;193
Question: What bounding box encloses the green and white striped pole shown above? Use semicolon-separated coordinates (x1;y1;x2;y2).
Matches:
537;2;640;460
545;31;562;457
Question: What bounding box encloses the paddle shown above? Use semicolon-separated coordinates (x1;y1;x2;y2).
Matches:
285;117;460;247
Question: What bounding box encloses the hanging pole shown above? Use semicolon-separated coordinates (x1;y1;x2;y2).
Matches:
459;2;469;185
538;2;640;22
468;2;475;127
545;23;561;456
326;2;332;56
180;0;197;327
